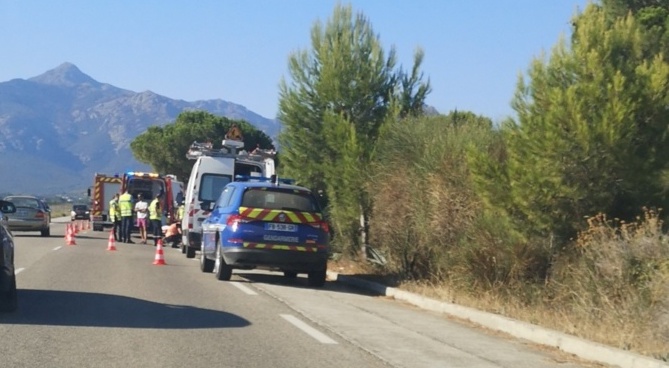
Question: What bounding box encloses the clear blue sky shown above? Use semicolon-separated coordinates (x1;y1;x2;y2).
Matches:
0;0;590;123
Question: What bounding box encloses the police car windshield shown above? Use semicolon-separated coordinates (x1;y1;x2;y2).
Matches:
241;188;318;212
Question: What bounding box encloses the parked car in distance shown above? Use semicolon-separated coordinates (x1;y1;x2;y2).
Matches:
3;195;51;237
0;199;18;312
200;176;330;287
71;204;90;221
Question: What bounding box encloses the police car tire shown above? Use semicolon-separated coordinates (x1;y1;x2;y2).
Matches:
307;264;327;287
214;243;232;281
0;275;18;313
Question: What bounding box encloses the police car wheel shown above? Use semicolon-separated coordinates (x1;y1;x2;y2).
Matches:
214;242;232;281
307;263;327;287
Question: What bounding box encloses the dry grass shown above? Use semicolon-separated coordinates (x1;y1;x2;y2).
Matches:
334;114;669;360
49;203;72;218
329;209;669;360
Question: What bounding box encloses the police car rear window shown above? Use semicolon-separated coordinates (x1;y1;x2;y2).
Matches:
242;189;318;212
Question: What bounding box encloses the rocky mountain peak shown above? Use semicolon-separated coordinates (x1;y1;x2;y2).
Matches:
29;62;99;87
0;62;283;195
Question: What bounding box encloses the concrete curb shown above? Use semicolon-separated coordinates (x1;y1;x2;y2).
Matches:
327;271;668;368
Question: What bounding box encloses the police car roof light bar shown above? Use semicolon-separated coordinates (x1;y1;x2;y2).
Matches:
234;175;295;185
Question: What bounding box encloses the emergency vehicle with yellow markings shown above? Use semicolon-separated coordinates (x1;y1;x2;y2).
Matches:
181;137;276;259
89;173;123;231
120;171;180;233
200;176;330;287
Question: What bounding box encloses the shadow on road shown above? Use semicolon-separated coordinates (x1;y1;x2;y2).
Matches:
0;289;250;329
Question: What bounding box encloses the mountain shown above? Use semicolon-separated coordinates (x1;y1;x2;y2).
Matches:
0;62;282;195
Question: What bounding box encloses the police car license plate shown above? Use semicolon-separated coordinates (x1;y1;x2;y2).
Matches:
266;223;297;232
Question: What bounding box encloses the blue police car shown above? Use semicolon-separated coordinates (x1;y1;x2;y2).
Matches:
200;176;330;287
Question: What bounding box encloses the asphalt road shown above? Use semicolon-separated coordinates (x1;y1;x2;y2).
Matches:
0;219;597;368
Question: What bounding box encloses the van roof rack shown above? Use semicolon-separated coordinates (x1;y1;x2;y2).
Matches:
186;140;277;162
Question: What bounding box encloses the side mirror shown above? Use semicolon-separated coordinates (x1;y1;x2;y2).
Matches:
0;200;17;214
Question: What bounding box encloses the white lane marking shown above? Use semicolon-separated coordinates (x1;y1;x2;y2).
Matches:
15;268;25;275
231;282;258;295
53;246;62;251
280;314;338;344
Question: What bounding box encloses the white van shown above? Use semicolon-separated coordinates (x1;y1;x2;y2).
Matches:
181;140;275;258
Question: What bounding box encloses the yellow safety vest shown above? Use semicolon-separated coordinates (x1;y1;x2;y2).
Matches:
149;198;161;220
108;198;120;221
119;193;133;217
177;204;185;220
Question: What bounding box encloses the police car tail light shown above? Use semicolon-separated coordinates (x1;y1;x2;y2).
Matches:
226;215;241;226
227;215;249;232
310;220;329;233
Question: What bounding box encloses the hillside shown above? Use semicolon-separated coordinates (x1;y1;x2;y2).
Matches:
0;62;282;195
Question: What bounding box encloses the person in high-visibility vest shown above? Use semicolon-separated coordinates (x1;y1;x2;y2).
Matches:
119;189;134;243
176;201;185;222
149;192;163;246
109;193;121;241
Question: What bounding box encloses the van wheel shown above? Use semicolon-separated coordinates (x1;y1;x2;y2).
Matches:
200;250;214;273
214;241;232;281
186;246;195;259
0;275;18;312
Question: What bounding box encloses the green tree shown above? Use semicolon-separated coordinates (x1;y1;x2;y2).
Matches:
277;3;430;256
471;4;669;242
600;0;669;18
131;111;274;181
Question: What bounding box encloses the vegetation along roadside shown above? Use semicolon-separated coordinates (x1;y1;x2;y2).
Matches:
124;1;669;360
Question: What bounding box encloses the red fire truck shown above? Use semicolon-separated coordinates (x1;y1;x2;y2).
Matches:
89;173;123;231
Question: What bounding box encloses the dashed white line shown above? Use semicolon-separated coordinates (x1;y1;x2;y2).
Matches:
53;246;62;251
280;314;338;344
231;282;258;295
15;268;25;275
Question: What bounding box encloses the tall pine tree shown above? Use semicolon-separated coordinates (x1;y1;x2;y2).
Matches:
277;4;430;256
471;3;669;241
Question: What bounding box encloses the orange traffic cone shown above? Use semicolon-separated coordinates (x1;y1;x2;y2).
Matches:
153;238;166;265
107;230;117;251
63;223;70;243
66;224;76;246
